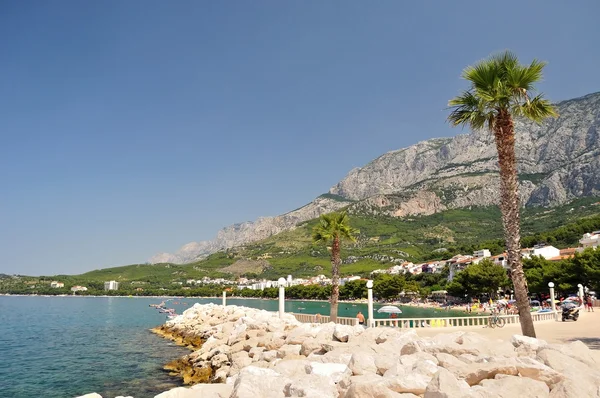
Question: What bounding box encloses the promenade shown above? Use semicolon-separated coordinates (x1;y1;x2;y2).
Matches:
416;310;600;357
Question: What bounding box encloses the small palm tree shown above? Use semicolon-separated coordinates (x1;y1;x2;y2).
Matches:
312;211;358;322
448;51;557;338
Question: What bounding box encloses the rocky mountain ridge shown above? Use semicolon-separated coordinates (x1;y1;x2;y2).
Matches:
150;91;600;264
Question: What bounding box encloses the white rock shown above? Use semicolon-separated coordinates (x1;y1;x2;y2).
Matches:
285;373;338;397
511;334;548;351
248;346;264;358
272;359;310;377
259;350;278;362
349;351;378;375
333;324;355;342
424;367;471;398
277;344;302;358
75;394;103;398
514;357;564;387
231;366;291;398
154;384;233;398
306;361;352;384
478;375;549;397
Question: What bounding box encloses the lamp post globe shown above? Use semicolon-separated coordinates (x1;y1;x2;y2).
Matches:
366;280;373;289
548;282;554;288
278;277;287;287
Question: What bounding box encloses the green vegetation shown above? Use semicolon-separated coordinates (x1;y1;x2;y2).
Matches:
448;51;559;337
523;248;600;294
1;197;599;298
312;211;358;321
447;259;510;299
318;193;355;202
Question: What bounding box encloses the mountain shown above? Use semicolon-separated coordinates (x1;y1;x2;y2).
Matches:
151;91;600;264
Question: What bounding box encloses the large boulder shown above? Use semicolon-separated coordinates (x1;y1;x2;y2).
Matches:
537;348;600;397
154;384;233;398
514;357;564;387
277;344;302;358
230;351;253;373
543;341;599;368
300;338;326;356
285;374;338;398
230;366;291;398
272;359;311;378
305;361;352;384
462;361;519;386
348;351;378;375
424;368;470;398
333;324;362;343
475;375;549;398
343;382;419;398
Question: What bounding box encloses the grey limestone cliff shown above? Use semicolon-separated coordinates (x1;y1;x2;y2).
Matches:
151;91;600;264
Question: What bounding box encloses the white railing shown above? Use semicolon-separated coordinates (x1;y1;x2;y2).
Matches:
291;313;358;326
372;311;557;329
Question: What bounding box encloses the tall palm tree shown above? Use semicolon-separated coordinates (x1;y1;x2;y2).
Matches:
312;211;358;322
448;51;557;337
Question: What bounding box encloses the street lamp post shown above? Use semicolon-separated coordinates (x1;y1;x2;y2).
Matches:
548;282;557;321
577;284;584;307
278;277;287;319
367;280;374;328
222;291;226;306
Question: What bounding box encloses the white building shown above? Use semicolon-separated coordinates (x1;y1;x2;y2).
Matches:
71;286;88;292
492;253;509;269
104;281;119;291
579;231;600;251
521;245;560;260
473;249;491;258
50;281;64;288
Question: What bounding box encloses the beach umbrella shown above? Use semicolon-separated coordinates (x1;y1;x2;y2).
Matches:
377;305;403;314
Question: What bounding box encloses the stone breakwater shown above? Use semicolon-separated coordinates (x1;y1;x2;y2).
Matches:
82;303;600;398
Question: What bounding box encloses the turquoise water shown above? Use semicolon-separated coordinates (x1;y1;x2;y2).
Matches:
0;296;466;398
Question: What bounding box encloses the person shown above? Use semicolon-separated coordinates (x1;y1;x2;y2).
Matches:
356;311;365;325
315;313;322;322
587;296;594;312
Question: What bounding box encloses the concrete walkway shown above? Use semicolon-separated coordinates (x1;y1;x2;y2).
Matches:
415;310;600;354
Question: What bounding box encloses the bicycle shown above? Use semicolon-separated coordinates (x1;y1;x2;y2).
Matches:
488;312;506;328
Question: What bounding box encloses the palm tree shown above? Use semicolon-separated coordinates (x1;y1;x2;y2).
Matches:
448;51;557;337
312;211;358;322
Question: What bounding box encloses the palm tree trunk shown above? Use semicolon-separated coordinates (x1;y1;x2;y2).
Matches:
494;110;536;338
330;235;341;322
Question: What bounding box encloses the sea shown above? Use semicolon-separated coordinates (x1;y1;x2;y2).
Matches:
0;295;466;398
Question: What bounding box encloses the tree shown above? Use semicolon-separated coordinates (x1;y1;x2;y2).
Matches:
448;259;511;299
312;211;358;321
448;51;557;337
373;274;406;301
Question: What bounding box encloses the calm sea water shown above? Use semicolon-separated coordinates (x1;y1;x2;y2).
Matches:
0;296;465;398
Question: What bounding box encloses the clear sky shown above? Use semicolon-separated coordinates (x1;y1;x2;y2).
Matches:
1;1;599;276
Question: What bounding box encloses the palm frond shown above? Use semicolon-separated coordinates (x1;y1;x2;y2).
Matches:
447;90;491;130
312;211;358;244
449;50;557;128
513;94;558;122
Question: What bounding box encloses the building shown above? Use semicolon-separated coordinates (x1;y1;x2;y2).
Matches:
50;281;64;288
492;253;509;269
71;286;88;292
579;231;600;251
521;244;560;260
104;280;119;291
473;249;491;258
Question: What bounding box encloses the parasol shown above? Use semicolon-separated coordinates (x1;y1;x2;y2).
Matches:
377;305;403;314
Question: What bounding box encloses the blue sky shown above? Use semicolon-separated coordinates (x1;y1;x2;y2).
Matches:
1;1;599;275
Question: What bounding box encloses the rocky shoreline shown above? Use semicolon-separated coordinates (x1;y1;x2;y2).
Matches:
80;303;600;398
